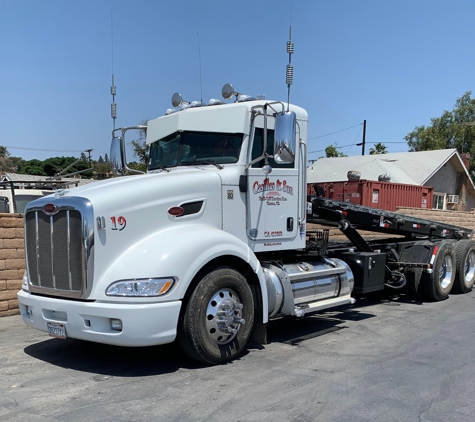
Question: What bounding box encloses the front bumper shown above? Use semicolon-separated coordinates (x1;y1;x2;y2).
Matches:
17;290;182;347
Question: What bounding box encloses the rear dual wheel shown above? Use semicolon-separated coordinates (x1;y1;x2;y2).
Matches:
422;240;455;301
453;240;475;293
178;267;254;364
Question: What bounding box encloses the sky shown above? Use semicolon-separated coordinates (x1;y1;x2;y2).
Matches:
2;0;475;163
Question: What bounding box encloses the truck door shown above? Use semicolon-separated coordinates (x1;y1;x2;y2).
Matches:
247;127;300;249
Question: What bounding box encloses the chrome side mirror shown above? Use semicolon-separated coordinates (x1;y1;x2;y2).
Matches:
110;136;126;176
274;111;296;164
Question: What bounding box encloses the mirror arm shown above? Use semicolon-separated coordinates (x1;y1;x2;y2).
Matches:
246;109;265;169
298;123;306;225
263;104;268;166
112;125;148;175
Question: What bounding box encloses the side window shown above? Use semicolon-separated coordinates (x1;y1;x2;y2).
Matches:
433;193;446;210
251;128;294;168
0;197;9;213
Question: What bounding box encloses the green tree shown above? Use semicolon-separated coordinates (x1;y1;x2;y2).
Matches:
0;155;24;173
369;142;388;155
43;156;92;178
130;120;149;168
17;156;93;178
93;159;111;179
18;159;47;176
405;92;475;154
325;144;348;158
127;161;147;173
0;146;10;158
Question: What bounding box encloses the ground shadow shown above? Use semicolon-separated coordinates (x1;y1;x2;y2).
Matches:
353;290;426;308
24;337;205;377
23;292;423;376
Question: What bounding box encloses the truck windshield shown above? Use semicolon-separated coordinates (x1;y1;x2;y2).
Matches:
148;131;243;171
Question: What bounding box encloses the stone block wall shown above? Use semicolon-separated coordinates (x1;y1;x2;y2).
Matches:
0;213;24;317
395;207;475;232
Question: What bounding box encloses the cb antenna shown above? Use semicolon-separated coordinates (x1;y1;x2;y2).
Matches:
110;10;117;130
197;32;203;105
286;25;294;112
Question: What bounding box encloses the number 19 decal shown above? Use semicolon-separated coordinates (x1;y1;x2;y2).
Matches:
110;216;127;231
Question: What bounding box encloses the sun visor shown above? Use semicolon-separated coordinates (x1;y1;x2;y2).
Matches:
146;105;250;144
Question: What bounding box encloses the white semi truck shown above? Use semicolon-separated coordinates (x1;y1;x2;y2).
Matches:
18;84;475;364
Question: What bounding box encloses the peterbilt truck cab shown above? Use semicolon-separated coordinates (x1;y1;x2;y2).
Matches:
18;85;355;364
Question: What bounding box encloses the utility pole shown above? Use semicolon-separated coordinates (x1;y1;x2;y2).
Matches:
356;120;367;155
86;149;93;166
361;120;366;156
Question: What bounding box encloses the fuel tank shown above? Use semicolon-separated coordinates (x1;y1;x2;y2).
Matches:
264;258;354;318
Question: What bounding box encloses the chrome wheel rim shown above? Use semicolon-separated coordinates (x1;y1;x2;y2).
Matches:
464;251;475;283
439;254;454;289
205;288;245;345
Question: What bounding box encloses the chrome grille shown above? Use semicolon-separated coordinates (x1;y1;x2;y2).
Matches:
25;209;85;293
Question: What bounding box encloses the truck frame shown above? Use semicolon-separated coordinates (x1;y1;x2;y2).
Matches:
17;84;475;364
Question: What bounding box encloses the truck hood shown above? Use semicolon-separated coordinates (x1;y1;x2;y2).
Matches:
58;170;221;211
37;170;224;291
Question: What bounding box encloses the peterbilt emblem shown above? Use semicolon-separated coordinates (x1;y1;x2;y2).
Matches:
43;203;58;214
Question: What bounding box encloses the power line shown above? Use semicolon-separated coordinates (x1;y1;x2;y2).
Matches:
3;146;108;157
344;125;363;155
308;143;355;154
308;141;408;155
308;123;363;140
4;146;85;153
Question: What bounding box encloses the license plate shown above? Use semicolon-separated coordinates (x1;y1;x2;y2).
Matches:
47;322;66;339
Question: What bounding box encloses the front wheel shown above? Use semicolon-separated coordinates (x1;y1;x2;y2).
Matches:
178;267;254;364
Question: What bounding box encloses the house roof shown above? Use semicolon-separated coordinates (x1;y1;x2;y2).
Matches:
307;148;474;187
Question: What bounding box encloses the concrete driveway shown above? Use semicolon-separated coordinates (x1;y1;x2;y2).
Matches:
1;290;475;421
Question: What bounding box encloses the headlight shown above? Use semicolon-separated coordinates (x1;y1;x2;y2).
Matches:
22;271;29;291
106;278;175;297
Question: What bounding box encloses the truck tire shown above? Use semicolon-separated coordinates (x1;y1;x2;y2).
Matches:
452;240;475;293
178;267;254;364
421;240;456;301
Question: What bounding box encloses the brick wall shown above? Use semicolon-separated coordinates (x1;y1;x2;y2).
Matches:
0;213;24;317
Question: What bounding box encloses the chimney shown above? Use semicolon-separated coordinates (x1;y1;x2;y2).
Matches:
460;153;470;171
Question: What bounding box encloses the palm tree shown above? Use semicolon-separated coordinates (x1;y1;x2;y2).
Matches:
369;143;388;155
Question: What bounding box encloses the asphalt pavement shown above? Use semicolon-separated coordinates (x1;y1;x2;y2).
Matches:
1;289;475;422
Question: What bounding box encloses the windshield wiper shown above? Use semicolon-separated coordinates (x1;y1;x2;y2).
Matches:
197;160;224;169
181;157;223;169
149;166;170;172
